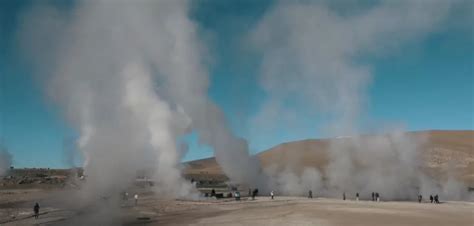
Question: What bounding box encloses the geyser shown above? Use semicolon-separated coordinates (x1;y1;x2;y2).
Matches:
249;0;470;200
19;0;262;199
0;144;12;176
17;0;471;203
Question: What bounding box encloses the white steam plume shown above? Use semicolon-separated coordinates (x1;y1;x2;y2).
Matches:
250;0;469;199
18;0;207;198
0;144;12;176
19;0;262;198
265;166;323;196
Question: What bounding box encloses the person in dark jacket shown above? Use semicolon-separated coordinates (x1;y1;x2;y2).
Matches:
211;189;216;197
308;190;313;199
430;195;433;203
372;192;375;201
33;203;40;219
252;188;259;200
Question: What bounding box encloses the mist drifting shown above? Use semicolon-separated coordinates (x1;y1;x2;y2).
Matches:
0;145;12;176
16;0;471;204
19;0;263;200
249;0;470;200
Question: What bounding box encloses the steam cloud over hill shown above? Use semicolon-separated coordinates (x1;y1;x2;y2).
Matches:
248;0;469;200
16;0;471;204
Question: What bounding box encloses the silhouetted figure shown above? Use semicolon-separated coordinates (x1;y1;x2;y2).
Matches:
234;191;241;201
375;192;380;202
248;188;251;197
308;190;313;199
211;189;216;197
418;195;422;203
434;194;439;204
343;192;346;200
33;203;40;219
372;192;375;201
430;195;433;203
270;191;274;200
252;188;259;200
356;193;359;201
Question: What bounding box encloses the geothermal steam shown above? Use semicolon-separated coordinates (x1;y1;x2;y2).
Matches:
0;145;12;176
19;0;261;198
18;0;470;201
250;0;469;200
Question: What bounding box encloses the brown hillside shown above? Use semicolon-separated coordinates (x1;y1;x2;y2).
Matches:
183;130;474;186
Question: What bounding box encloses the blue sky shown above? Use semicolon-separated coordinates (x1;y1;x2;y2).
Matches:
1;0;473;168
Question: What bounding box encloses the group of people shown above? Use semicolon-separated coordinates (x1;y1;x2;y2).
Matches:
341;192;380;201
341;192;378;201
244;188;260;200
429;194;440;204
122;191;140;205
418;194;441;203
371;192;381;202
254;189;442;205
338;192;440;203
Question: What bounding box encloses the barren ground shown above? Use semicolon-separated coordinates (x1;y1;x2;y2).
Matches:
1;189;472;226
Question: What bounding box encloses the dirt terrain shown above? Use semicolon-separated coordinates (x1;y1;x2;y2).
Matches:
0;189;472;226
0;130;472;225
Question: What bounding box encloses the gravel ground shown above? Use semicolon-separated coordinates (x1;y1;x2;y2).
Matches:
1;189;473;226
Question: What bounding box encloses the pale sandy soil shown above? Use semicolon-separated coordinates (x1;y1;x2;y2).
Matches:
1;189;473;226
149;197;474;226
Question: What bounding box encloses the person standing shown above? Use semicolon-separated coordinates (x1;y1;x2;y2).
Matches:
33;203;40;219
418;195;422;203
234;191;241;201
430;195;433;203
356;193;359;201
252;188;259;200
343;192;346;200
308;190;313;199
211;189;216;197
134;194;139;206
372;192;375;201
270;191;274;200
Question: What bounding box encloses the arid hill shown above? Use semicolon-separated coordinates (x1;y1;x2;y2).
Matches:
183;130;474;186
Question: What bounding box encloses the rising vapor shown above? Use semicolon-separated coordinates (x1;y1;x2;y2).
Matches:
19;0;262;200
16;0;470;204
249;0;470;199
0;144;12;176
